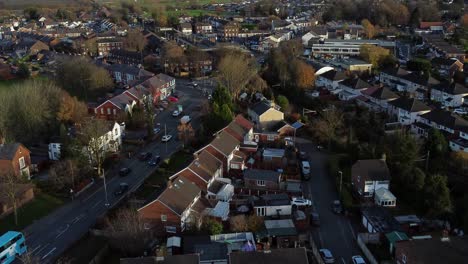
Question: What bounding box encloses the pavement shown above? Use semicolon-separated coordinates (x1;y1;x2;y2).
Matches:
21;78;209;263
298;138;362;264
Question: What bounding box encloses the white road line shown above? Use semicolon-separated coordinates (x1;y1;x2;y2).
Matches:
55;224;70;239
41;247;56;260
318;231;325;248
348;220;356;239
91;201;101;209
341;257;346;264
30;245;41;254
35;243;49;255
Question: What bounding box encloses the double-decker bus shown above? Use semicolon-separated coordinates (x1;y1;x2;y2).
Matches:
0;231;27;264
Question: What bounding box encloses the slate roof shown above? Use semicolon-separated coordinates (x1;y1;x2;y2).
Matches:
250;102;273;116
253;193;290;207
229;248;309;264
388;97;431;112
320;69;347;81
431;82;468;95
120;255;199;264
431;57;460;67
339;77;371;90
352;159;391;181
419;110;468;133
244;169;281;182
105;63;153;77
0;143;23;160
108;93;136;109
367;86;399;100
210;130;240;156
157;177;201;215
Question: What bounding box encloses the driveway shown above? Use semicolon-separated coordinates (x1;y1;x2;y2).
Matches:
21;78;209;263
298;138;362;264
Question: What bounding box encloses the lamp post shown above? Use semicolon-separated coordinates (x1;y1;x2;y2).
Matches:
338;170;343;198
102;168;110;207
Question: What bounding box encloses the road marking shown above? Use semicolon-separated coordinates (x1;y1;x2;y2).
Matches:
55;224;70;238
91;201;101;209
35;243;49;255
31;245;41;254
341;257;346;264
41;247;56;260
347;220;356;239
318;231;325;248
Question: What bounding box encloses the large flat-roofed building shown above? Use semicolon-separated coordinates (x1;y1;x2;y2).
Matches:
311;39;395;57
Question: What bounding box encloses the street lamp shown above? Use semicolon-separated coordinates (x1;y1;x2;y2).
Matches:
94;167;110;207
338;170;343;197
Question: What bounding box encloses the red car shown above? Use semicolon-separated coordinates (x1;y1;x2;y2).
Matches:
168;96;179;102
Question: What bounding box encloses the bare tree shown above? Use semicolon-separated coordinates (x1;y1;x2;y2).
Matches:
48;159;79;192
79;119;110;177
177;122;195;149
0;172;25;226
124;29;147;52
217;52;257;98
230;215;248;232
18;251;41;264
314;108;344;149
142;96;155;139
106;208;153;256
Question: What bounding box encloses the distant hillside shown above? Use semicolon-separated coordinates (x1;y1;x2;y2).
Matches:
1;0;83;9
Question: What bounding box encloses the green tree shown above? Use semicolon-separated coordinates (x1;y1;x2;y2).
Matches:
212;85;233;110
423;174;452;217
275;95;289;111
407;58;431;76
202;218;223;235
17;63;30;78
219;104;234;123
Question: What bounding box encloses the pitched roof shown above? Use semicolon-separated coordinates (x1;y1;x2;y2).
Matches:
420;21;444;29
431;82;468;95
120;255;199;264
339;78;371;90
189;150;222;182
352;159;391;181
431;57;460;66
250;102;273;116
419;110;468;133
388;97;431;112
381;67;409;77
210;131;240;156
366;86;399;100
244;169;281;182
0;143;26;160
320;69;347;81
108;93;136;109
156;177;201;216
234;114;254;130
229;248;309;264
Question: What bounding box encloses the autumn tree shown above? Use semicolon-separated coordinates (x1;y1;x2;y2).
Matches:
177;122;195;148
162;41;185;61
275;95;289;111
57;91;88;125
56;56;113;100
0;172;26;226
217;51;257;98
461;14;468;29
79;118;110;177
151;7;168;26
314;108;344;149
201;217;223;235
124;29;147;52
247;215;264;232
293;59;315;90
230;215;248;232
360;44;393;69
48;159;81;192
106;208;153;256
361;19;376;39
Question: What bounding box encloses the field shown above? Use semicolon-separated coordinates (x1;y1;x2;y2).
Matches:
1;0;82;8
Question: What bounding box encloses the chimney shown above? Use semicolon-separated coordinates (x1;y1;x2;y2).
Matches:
381;153;386;162
167;179;173;189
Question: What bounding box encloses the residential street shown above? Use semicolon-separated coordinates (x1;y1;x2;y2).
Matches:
21;79;209;263
299;138;362;264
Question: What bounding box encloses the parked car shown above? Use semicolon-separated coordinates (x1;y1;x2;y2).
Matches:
148;156;161;166
172;110;181;117
114;183;129;196
168;96;179;102
153;127;161;134
291;197;312;207
319;249;335;263
352;255;366;264
310;212;320;226
180;115;191;124
192;82;198;87
161;135;173;142
301;161;311;180
119;167;131;177
332;200;343;214
138;152;153;161
453;108;467;115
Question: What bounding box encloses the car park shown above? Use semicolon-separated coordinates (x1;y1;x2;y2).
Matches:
319;249;335;263
291;197;312;206
119;167;131;177
352;255;366;264
161;135;173;142
148;156;161;166
114;183;129;196
332;200;343;214
138;152;153;161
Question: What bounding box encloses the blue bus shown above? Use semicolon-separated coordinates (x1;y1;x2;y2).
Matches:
0;231;27;264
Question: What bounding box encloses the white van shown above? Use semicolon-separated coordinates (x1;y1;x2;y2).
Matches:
301;161;311;180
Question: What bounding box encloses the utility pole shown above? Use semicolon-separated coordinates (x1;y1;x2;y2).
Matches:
425;150;430;172
165;123;168;153
338;170;343;198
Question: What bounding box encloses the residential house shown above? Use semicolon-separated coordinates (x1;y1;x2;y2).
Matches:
218;21;239;40
180;23;193;35
107;49;145;66
260;219;298;248
15;39;49;56
197;130;240;174
229;248;309;264
395;236;468;264
417;21;444;34
104;63;153;85
97;38;123;56
315;69;347;90
248;101;284;130
48;139;62;161
138;177;207;233
83;121;123;161
244;169;282;191
338;77;371;101
430;82;468;108
253;193;291;217
0;183;34;218
361;206;400;234
379;67;439;98
94;93;139;120
135;73;176;101
431;57;463;78
195;22;213;34
388;97;432;125
0;143;31;178
358;86;399;112
351;159;391;199
262;148;286;169
301;26;328;46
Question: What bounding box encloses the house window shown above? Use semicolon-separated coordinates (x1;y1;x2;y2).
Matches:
267;134;275;141
19;157;25;169
161;215;167;222
402;254;407;263
166;226;176;233
107;108;111;115
357;176;360;182
113;109;117;116
257;180;265;186
100;108;104;114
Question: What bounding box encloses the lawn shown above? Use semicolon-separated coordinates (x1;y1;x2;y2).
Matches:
0;193;64;234
135;150;193;199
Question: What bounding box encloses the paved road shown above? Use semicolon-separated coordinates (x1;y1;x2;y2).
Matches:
21;79;209;263
299;138;362;264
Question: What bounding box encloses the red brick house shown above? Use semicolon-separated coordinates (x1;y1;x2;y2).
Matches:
138;176;207;234
243;169;282;190
0;143;31;179
94;93;139;120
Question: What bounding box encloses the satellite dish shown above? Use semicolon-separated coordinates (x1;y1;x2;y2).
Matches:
315;66;334;75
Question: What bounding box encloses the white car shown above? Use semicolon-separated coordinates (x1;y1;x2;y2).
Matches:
301;161;311;175
453;108;467;115
352;255;366;264
172;110;181;117
319;249;335;263
161;135;172;142
291;197;312;207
